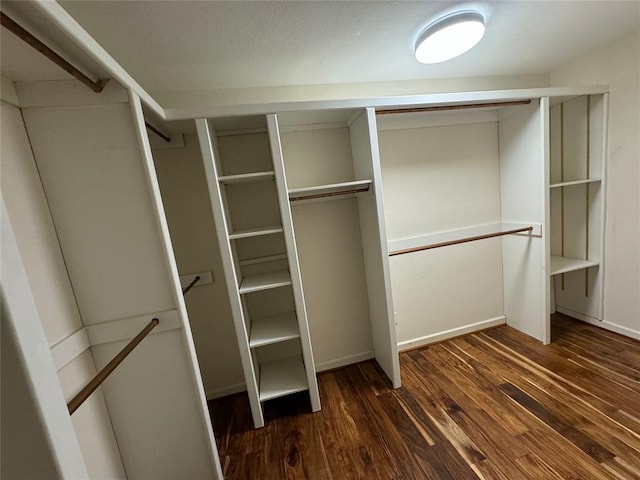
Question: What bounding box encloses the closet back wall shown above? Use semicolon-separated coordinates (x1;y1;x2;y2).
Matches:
378;112;506;347
153;133;244;398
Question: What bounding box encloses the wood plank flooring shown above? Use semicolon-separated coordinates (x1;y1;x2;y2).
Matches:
208;314;640;479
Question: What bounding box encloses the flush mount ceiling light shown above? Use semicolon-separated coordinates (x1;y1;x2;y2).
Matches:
415;11;485;64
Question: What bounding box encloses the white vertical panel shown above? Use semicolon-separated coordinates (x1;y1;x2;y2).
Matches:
195;118;264;427
1;199;89;480
268;114;321;410
130;94;223;478
352;109;401;387
499;100;549;344
21;103;174;324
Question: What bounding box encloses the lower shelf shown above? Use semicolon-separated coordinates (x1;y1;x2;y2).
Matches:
550;255;599;275
259;355;308;402
249;312;300;348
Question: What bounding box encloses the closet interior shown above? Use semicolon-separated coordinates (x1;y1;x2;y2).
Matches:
549;94;607;322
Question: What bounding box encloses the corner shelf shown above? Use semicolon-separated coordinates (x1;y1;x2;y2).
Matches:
239;269;291;294
218;171;275;184
259;355;308;402
249;312;300;348
228;225;283;240
549;178;601;189
288;179;372;202
550;255;599;275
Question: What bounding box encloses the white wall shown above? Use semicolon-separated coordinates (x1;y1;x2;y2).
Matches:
152;133;244;398
1;95;126;478
550;31;640;336
377;116;505;347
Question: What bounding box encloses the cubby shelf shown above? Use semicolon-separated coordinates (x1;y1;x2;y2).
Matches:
549;178;601;189
228;225;283;240
288;179;372;201
218;171;275;184
239;253;288;267
259;355;308;402
550;255;599;275
249;312;300;348
238;269;291;294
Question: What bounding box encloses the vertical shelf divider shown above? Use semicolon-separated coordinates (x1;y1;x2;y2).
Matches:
267;114;321;412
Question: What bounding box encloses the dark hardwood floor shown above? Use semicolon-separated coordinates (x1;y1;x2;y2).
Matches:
208;314;640;479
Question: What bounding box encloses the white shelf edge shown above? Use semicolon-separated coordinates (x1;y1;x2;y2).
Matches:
549;178;602;189
238;269;292;294
249;312;300;348
218;171;275;184
259;355;308;402
239;253;288;267
228;225;283;240
550;255;600;275
288;179;372;200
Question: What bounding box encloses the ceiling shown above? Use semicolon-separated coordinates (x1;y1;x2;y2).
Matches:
53;0;639;95
1;1;638;98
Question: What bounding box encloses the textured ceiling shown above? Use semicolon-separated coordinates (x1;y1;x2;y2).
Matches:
4;1;640;94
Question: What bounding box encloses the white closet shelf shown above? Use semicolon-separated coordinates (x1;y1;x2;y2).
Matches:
549;178;601;189
239;269;292;294
550;255;599;275
288;179;372;201
259;355;308;402
239;253;288;267
228;225;283;240
218;171;275;184
249;312;300;348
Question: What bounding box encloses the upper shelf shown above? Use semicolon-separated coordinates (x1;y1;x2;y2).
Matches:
218;171;275;184
549;178;601;189
228;225;283;240
550;255;599;275
239;269;292;294
288;179;372;202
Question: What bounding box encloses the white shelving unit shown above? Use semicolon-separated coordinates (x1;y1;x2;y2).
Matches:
196;115;320;429
548;93;607;321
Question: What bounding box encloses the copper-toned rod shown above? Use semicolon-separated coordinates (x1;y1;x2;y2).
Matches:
182;275;201;296
67;318;159;415
376;100;531;116
290;187;370;202
389;226;534;257
1;12;105;93
145;121;171;143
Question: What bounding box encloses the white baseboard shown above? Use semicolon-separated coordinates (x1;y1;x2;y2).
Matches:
316;351;375;372
398;316;506;352
556;307;640;340
205;382;247;400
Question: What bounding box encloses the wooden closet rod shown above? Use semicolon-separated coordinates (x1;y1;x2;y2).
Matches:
67;318;159;415
290;186;370;202
145;121;172;143
389;226;533;257
1;12;106;93
182;275;201;295
377;100;531;115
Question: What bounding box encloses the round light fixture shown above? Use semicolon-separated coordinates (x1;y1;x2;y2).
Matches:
415;11;485;64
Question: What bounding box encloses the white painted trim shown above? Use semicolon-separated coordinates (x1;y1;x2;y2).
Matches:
556;307;640;341
164;86;609;121
316;351;375;372
50;328;90;371
205;383;247;400
129;92;223;479
398;316;506;351
85;310;181;346
388;222;541;253
31;1;165;118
